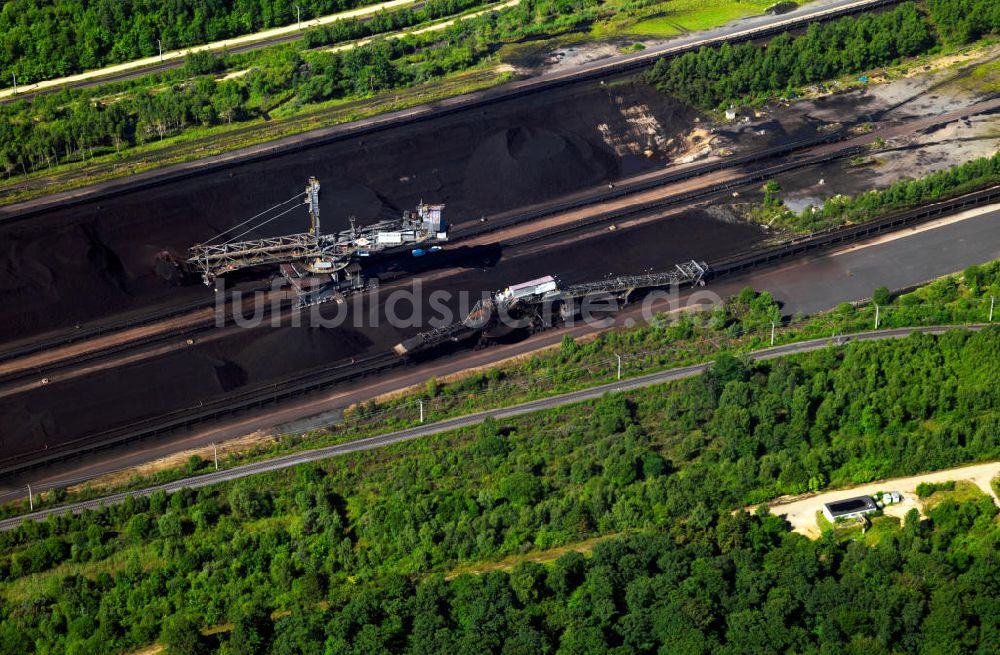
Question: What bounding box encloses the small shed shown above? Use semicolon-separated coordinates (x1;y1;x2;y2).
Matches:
823;495;878;523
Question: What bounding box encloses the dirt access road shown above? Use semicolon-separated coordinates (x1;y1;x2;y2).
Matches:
768;461;1000;538
0;0;420;101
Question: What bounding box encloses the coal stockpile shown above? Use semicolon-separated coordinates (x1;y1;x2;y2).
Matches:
463;127;615;213
0;78;697;347
0;208;764;457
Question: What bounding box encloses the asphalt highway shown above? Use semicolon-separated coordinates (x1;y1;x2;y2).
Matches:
0;323;984;531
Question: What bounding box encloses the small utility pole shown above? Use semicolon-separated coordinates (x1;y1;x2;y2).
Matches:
27;484;33;511
212;443;219;470
419;399;424;423
770;321;775;346
990;296;995;322
615;353;622;381
874;304;880;330
157;39;163;62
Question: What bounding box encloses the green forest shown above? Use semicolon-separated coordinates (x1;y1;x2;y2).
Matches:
0;0;989;185
761;151;1000;232
3;328;1000;653
0;0;596;181
645;0;998;110
926;0;1000;45
0;0;397;84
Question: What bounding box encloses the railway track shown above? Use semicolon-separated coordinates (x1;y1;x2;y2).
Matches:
3;183;1000;477
0;129;860;370
3;88;996;385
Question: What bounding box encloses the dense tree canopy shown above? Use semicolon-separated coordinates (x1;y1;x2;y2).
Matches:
646;3;935;109
0;0;392;83
927;0;1000;45
3;328;1000;652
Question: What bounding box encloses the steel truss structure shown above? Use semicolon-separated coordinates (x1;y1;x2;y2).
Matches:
187;177;447;286
394;261;710;355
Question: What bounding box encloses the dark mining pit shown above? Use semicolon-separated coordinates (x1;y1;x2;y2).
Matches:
4;57;975;461
0;207;765;457
0;78;699;348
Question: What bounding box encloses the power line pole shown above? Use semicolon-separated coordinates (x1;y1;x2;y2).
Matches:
27;484;32;511
615;353;622;381
297;5;301;29
419;399;424;423
213;443;219;470
875;304;880;330
11;74;16;95
157;39;163;62
991;296;995;323
770;321;775;346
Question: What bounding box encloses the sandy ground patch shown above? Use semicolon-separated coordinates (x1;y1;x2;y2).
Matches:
768;460;1000;539
218;69;251;81
546;43;624;73
445;534;613;578
767;52;1000;212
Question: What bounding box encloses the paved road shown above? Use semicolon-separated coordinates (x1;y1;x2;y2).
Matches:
2;0;899;219
6;202;1000;503
0;323;984;531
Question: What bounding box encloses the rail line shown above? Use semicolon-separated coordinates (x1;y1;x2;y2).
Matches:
0;129;859;369
2;183;1000;477
0;322;986;529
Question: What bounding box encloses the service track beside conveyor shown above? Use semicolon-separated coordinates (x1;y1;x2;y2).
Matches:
3;184;1000;478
